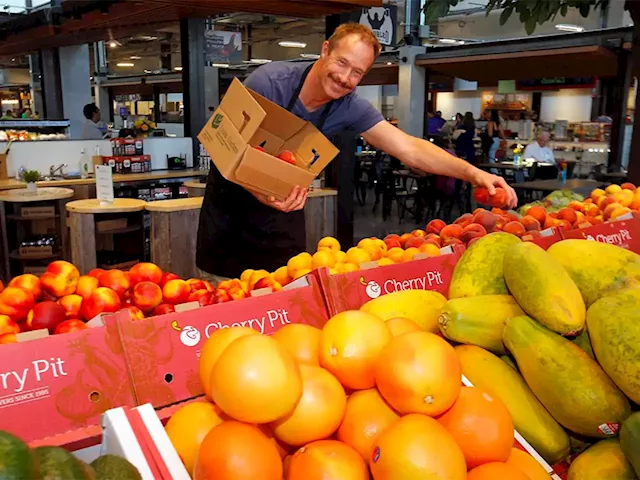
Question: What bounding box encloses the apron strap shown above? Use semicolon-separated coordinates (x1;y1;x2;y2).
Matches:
286;62;334;133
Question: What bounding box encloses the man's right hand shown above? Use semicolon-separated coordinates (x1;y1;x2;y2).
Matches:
251;185;309;212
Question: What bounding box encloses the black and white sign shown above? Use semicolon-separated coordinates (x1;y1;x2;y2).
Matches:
355;6;397;47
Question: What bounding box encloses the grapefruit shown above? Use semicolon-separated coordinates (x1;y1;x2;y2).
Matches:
467;462;529;480
506;448;550;480
272;323;322;366
287;440;368;480
385;317;422;337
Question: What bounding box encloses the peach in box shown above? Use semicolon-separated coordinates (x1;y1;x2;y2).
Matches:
0;332;16;344
0;315;19;335
503;221;526;237
384;236;401;250
0;287;35;322
99;269;130;298
188;289;216;307
526;206;547;224
26;300;66;333
440;224;464;241
186;278;208;293
426;219;446;235
75;275;99;300
58;294;83;318
472;210;497;233
454;213;474;227
521;215;541;231
129;262;163;286
556;207;578;224
8;274;41;301
404;236;426;249
161;272;180;287
120;305;145;321
152;303;175;316
54;319;88;334
132;281;163;312
40;260;80;297
461;223;486;244
163;279;191;305
81;287;122;320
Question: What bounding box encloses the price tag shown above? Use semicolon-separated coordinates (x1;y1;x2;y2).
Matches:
95;165;114;204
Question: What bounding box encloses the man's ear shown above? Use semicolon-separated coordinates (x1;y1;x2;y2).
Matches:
320;40;330;58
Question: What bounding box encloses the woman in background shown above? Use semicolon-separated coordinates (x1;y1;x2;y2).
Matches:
487;109;503;164
455;111;476;165
454;112;463;129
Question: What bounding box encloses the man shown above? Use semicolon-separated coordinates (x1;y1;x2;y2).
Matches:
196;23;516;281
523;130;555;164
82;103;107;140
427;110;446;135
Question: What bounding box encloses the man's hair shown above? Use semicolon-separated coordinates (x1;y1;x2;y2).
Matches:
536;128;550;138
328;23;382;58
83;103;99;120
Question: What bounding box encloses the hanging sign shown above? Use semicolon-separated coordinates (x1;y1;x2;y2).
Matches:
341;6;397;47
204;31;243;65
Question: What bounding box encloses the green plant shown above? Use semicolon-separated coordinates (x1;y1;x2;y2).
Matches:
22;170;40;183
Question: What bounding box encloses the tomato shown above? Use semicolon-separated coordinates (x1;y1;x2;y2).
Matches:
54;319;89;335
277;150;296;165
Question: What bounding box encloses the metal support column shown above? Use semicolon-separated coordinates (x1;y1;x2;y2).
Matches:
608;49;632;172
39;48;63;119
398;46;427;138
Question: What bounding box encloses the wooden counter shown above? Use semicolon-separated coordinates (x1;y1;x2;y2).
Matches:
66;198;147;214
145;197;203;212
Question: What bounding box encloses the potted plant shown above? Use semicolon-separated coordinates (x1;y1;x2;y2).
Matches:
22;170;40;193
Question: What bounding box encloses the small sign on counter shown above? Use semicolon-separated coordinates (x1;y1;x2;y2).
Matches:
95;165;114;204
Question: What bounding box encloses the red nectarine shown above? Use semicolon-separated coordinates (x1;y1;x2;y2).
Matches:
129;262;163;286
132;281;163;313
8;274;41;301
81;287;122;320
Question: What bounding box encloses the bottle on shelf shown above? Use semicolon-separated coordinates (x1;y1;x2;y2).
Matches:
79;148;90;179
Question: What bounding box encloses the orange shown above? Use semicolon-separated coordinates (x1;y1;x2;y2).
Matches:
418;242;441;256
287;440;368;480
437;387;514;469
318;236;341;252
287;253;312;279
258;425;291;460
377;258;394;267
403;247;420;262
345;247;372;266
194;421;283;480
386;247;405;263
272;323;322;366
374;331;461;416
271;365;346;446
319;310;392;390
506;448;550;480
333;250;347;264
467;462;529;480
311;250;336;269
336;388;399;461
199;327;259;399
273;266;292;286
385;317;422;336
370;414;466;480
165;401;226;474
336;262;359;274
210;335;302;423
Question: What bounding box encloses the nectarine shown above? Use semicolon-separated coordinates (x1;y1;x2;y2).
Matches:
8;274;41;301
40;260;80;297
81;287;122;320
75;275;99;300
133;281;163;312
26;301;66;333
152;303;176;316
418;242;441;256
99;269;130;298
0;332;17;344
188;289;216;306
58;294;83;319
605;184;622;195
161;272;180;287
0;287;35;322
0;315;19;335
162;279;191;305
129;262;163;286
87;268;105;279
120;305;145;321
621;182;636;190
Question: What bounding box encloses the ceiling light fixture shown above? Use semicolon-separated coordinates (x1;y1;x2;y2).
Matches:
386;61;393;66
109;41;118;48
248;58;272;64
130;55;141;60
174;66;183;71
116;62;134;67
300;53;320;59
279;41;307;48
210;63;230;68
556;24;585;32
438;38;459;44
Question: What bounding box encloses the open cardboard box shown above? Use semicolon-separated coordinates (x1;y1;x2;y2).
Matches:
198;77;339;200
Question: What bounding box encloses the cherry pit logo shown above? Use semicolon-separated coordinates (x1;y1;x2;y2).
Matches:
360;277;382;299
171;320;201;347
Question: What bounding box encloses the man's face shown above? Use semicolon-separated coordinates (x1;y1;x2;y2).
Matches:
318;35;375;100
93;109;101;123
538;133;549;147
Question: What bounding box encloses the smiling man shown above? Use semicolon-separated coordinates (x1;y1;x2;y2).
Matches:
196;23;517;281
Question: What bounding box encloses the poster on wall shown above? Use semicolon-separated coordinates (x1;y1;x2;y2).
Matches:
342;6;397;47
204;30;242;64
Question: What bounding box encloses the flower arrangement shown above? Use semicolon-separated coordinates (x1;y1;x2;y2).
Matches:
22;170;40;183
133;119;157;138
513;144;524;156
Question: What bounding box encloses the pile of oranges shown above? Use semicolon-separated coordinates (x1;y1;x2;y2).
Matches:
165;309;550;479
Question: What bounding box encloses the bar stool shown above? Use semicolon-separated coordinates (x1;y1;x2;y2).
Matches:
145;197;203;279
66;198;147;274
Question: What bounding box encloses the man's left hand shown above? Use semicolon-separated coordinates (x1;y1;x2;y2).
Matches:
472;170;518;209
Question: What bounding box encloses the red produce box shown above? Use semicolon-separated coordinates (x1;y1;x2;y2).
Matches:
0;315;135;444
113;276;329;409
522;227;562;250
314;247;463;316
560;217;640;254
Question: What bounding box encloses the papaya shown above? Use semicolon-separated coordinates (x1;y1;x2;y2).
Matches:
360;289;446;333
572;330;595;360
503;315;631;438
587;291;640;404
567;439;636;480
500;354;519;372
455;345;570;464
547;240;640;306
503;242;585;335
438;295;524;354
448;232;521;299
620;412;640;477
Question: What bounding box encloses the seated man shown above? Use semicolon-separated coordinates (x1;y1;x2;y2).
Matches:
523;130;555;164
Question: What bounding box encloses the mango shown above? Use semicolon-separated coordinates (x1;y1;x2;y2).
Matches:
455;345;570;464
503;315;631;438
587;290;640;404
567;439;636;480
503;242;585;335
449;232;521;299
620;412;640;477
438;295;524;354
360;289;446;333
547;240;640;306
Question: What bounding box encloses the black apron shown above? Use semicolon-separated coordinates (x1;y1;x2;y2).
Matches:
196;64;334;278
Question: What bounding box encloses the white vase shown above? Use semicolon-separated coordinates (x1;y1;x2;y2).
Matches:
26;182;37;194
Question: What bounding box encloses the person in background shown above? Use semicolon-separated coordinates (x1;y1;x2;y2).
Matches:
455;112;477;165
487;109;503;164
81;103;107;140
0;110;12;120
33;111;40;119
427;110;446;135
523;129;555;164
454;112;464;128
498;110;506;126
21;108;32;119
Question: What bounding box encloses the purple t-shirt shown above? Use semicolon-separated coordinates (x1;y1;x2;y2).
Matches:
244;61;384;137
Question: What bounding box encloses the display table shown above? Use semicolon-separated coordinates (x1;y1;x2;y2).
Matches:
146;197;203;279
66;198;147;274
184;181;206;198
0;187;74;279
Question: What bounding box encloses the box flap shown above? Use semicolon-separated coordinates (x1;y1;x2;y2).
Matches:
281;123;339;174
219;78;266;142
249;128;285;156
248;88;307;140
198;111;247;180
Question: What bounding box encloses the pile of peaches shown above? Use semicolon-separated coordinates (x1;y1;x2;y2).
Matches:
0;261;229;344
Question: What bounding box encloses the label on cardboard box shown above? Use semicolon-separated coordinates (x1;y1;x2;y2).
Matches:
522;227;562;250
114;277;329;408
560;217;640;254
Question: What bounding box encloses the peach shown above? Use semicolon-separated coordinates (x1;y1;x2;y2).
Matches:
88;268;106;279
574;211;586;225
605;184;622;195
162;279;191;305
0;333;17;344
75;275;99;300
0;287;35;322
132;281;163;312
317;236;340;252
610;206;632;220
426;219;446;235
356;239;383;261
472;210;497;233
186;278;208;292
152;303;176;316
521;215;541;231
188;289;216;307
161;272;181;287
589;215;604;225
424;238;442;248
40;260;80;298
503;221;526;237
384;236;402;250
526;206;547;224
590;188;606;200
403;247;420;262
443;237;465;248
544;215;561;229
584;197;594;204
418;242;441;256
399;233;413;248
603;202;624;220
440;224;464;241
616;189;634;207
404;236;426;249
120;305;145;321
81;287;122;320
557;219;573;231
99;269;130;298
252;276;282;293
524;230;543;240
567;201;584;212
621;182;636;190
8;274;41;301
585;203;601;217
453;213;474;228
597;196;616;210
411;229;427;238
386;247;405;263
556;207;578;224
461;223;487;244
472;208;485;215
494;216;507;231
0;315;19;335
129;262;163;286
58;294;83;319
26;301;66;333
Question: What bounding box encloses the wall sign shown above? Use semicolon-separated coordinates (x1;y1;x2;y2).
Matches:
516;77;596;90
342;6;397;47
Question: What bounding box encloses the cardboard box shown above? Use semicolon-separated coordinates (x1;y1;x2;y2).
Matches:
0;315;136;443
198;78;339;200
114;275;329;409
20;206;55;218
18;245;53;257
111;138;144;156
560;217;640;254
314;247;463;316
522;227;562;250
103;155;151;174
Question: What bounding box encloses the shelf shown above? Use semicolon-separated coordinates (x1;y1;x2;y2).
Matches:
7;214;60;221
10;250;61;261
96;224;142;235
